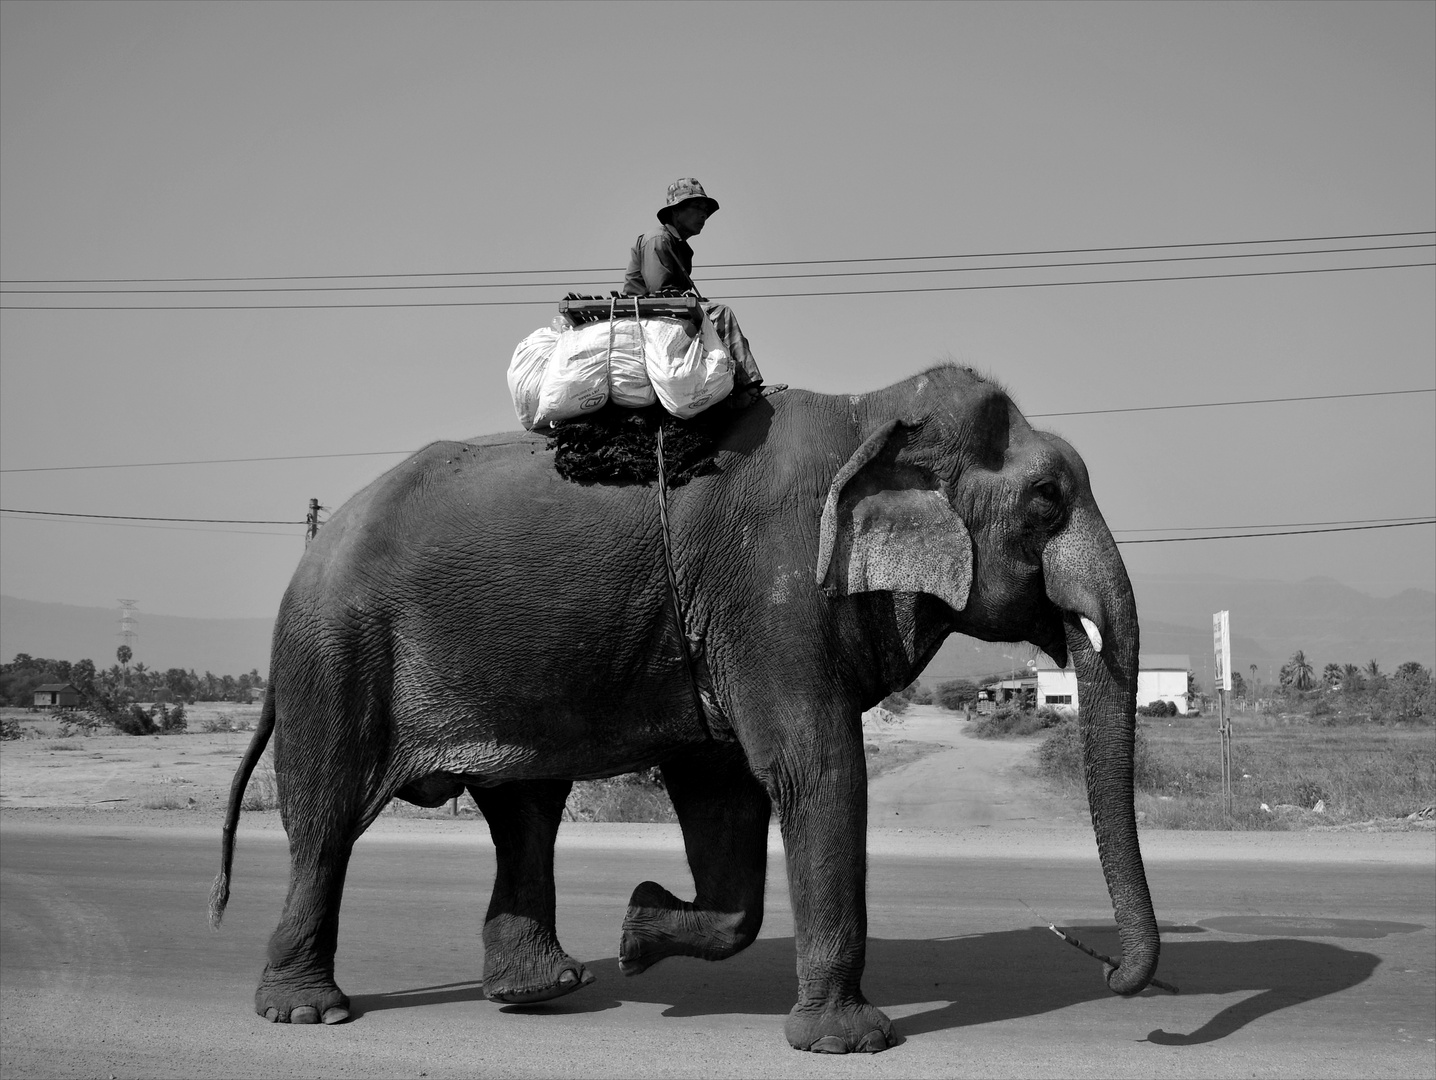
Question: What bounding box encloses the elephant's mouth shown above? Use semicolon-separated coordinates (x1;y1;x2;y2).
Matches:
1027;604;1069;669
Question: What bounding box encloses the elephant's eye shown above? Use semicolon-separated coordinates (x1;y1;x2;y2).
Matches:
1028;479;1065;528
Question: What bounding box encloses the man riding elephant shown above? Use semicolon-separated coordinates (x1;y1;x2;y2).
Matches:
622;177;764;391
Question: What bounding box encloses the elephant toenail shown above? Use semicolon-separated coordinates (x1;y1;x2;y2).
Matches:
558;970;577;985
321;1007;350;1025
263;1007;280;1022
856;1031;889;1053
810;1035;849;1054
290;1006;319;1024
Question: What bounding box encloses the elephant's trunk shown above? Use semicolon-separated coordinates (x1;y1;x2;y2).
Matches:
1044;507;1159;996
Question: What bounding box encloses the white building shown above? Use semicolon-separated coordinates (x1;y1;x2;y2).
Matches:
1035;654;1191;714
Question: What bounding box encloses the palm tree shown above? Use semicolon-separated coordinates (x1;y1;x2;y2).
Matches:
1322;663;1342;687
1342;663;1364;691
116;644;132;670
1286;650;1314;691
1366;659;1381;678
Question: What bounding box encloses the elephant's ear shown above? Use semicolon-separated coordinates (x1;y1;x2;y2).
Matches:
815;420;972;613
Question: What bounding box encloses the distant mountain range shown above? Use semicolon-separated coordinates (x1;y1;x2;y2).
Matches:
3;572;1432;686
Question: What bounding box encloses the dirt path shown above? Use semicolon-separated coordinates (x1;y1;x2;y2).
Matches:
865;706;1075;830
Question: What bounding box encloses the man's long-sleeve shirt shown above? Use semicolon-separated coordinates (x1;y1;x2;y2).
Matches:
622;224;697;296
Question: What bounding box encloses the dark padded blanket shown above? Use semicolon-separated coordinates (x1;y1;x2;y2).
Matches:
547;402;725;487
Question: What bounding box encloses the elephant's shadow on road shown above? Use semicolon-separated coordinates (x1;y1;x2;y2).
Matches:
349;924;1381;1045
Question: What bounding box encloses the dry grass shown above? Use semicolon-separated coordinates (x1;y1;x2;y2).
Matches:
141;793;190;810
239;755;279;812
1039;715;1436;829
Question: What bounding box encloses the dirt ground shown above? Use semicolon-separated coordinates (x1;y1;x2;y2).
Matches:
2;703;1016;831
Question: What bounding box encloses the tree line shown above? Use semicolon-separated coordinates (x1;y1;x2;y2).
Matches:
1228;652;1432;720
1;651;266;709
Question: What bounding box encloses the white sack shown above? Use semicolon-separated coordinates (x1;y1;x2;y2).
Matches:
647;310;735;419
507;325;561;431
535;318;669;426
603;319;657;409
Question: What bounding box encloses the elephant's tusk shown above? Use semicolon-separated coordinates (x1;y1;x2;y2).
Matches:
1080;616;1103;654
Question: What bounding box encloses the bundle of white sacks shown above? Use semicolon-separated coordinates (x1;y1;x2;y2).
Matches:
508;314;735;430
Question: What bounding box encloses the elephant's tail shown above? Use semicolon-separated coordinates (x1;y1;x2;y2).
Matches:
208;683;276;929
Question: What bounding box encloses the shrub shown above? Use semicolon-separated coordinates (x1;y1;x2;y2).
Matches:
1039;719;1083;781
1038;718;1169;793
879;693;910;715
157;703;187;733
970;705;1048;738
113;704;158;736
2;717;24;741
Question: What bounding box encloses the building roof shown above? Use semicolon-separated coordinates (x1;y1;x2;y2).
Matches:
1034;655;1190;672
34;682;79;692
1139;655;1190;670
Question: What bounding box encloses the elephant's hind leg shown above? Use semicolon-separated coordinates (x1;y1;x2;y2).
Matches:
470;779;596;1004
620;745;770;975
256;800;359;1025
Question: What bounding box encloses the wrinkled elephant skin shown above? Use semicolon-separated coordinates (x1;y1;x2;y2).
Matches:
211;365;1160;1052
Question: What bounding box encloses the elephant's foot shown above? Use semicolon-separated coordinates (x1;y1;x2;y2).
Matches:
483;950;595;1004
619;880;754;976
255;967;350;1025
785;1000;895;1054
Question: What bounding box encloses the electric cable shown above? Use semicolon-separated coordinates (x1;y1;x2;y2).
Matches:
3;230;1429;284
5;242;1428;295
5;260;1429;310
1115;520;1434;544
2;389;1429;474
3;508;1430;544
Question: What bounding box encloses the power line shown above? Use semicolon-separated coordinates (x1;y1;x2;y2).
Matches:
2;389;1429;475
5;242;1428;295
3;230;1429;284
1116;520;1435;544
4;508;1430;544
0;514;298;537
1028;387;1436;419
0;448;417;474
3;259;1432;311
1112;515;1435;534
0;508;302;524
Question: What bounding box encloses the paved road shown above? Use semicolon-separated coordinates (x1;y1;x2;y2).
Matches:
2;818;1432;1078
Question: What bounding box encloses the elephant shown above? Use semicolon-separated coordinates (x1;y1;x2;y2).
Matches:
210;363;1160;1053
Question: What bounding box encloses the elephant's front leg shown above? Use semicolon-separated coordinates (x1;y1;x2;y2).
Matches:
769;720;894;1054
620;744;771;973
469;779;596;1003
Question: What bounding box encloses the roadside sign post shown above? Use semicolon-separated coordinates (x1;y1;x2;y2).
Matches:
1213;610;1233;816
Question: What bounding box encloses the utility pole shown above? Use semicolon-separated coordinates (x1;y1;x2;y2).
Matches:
305;498;323;544
1213;610;1233;818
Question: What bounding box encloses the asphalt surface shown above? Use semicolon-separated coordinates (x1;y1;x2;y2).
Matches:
2;818;1433;1079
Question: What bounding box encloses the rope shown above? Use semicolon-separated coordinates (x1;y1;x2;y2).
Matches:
604;297;617;392
1048;925;1180;994
645;300;715;742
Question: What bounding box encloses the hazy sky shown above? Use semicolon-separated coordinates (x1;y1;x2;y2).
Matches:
2;0;1433;621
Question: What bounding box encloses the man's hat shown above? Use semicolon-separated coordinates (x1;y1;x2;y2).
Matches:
657;178;719;223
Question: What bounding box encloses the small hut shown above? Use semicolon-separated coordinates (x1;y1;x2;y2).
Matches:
32;683;81;709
